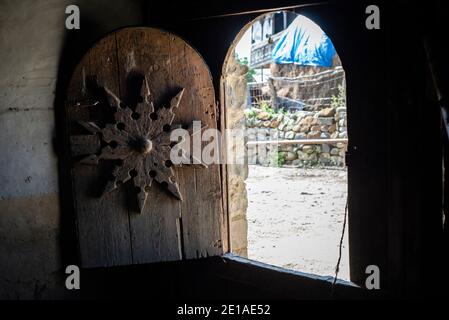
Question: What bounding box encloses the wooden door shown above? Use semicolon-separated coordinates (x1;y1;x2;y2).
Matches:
66;27;223;268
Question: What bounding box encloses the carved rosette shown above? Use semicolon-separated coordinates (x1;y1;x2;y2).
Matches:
70;77;206;213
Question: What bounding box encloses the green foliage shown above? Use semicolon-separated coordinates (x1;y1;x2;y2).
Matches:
331;84;346;109
278;107;289;115
260;101;288;116
268;151;286;167
235;54;256;83
244;108;258;118
259;101;276;116
244;100;288;122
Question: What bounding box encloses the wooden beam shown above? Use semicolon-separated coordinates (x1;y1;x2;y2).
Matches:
246;138;348;146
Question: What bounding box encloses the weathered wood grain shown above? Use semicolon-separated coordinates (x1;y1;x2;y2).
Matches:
115;28;183;264
70;134;101;156
67;35;133;268
66;27;223;267
169;34;223;259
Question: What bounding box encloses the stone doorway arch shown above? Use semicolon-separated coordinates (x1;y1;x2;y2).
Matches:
221;11;350;280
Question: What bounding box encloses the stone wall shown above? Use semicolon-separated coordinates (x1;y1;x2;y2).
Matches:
224;55;249;257
246;106;347;167
245;60;347;167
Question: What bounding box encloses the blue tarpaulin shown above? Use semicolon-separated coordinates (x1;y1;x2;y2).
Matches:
272;15;336;67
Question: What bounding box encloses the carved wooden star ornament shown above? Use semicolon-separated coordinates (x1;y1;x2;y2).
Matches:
70;77;206;213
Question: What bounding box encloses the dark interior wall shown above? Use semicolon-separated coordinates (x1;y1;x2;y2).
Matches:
152;1;448;297
0;0;145;299
385;1;447;298
101;0;448;299
0;0;447;299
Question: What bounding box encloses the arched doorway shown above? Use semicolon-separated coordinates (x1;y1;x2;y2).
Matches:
222;11;350;280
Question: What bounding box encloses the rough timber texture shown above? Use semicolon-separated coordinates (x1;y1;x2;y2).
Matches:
224;54;249;256
67;27;223;267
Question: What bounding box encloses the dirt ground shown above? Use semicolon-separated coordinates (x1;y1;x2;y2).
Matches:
246;165;350;280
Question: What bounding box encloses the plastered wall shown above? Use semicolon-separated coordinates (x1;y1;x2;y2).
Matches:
0;0;143;299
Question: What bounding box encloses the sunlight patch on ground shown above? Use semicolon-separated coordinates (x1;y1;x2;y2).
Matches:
246;165;350;280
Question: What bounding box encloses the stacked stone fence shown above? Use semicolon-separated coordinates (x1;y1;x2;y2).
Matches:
245;106;347;167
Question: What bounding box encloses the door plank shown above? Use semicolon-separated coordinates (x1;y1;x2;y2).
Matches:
67;35;133;267
169;35;224;259
66;27;223;267
115;28;182;263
